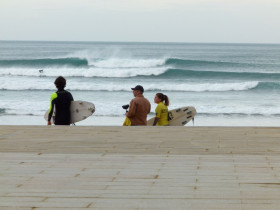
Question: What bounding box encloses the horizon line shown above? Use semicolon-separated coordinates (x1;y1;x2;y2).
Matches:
0;39;280;45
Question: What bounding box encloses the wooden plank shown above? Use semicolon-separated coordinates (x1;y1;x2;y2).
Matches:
0;126;280;209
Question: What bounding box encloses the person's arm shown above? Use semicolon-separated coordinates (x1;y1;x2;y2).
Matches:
69;92;74;101
126;100;136;118
153;105;161;126
47;92;57;125
153;117;159;126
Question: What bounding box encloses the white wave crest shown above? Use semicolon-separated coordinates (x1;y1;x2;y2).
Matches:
0;76;259;92
91;58;166;68
0;67;167;78
66;49;166;68
196;105;280;116
150;81;259;92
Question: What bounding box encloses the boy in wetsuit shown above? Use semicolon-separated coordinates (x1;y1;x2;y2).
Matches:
48;76;74;125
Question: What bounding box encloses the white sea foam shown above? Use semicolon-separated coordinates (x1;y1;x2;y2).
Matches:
0;67;167;78
91;58;166;68
0;76;259;92
196;105;276;115
66;49;167;67
1;98;280;117
82;67;166;77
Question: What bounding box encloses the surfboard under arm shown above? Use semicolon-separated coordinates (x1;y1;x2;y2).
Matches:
147;106;196;126
44;100;95;124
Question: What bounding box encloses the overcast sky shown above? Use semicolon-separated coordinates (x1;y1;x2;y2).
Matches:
0;0;279;43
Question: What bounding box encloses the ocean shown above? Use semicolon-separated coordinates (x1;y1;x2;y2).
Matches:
0;41;279;126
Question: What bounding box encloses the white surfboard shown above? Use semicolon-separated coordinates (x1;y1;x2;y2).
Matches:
44;100;95;124
147;106;196;126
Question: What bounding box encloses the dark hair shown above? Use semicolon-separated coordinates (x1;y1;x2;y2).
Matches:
156;93;169;106
54;76;66;90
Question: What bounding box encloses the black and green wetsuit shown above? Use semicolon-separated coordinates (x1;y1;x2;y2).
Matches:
48;89;74;125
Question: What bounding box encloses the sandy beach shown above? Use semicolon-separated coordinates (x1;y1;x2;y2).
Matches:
0;125;280;209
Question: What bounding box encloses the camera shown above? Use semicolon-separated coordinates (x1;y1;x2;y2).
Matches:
122;104;129;110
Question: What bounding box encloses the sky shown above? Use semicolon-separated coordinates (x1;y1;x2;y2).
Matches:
0;0;280;43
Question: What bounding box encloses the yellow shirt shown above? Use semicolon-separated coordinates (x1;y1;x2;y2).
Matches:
123;117;131;126
155;102;169;126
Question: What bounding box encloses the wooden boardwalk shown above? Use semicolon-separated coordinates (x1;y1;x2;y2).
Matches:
0;126;280;209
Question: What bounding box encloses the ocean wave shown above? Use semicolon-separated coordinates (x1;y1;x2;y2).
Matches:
165;58;236;67
1;55;279;73
0;67;167;78
0;56;166;69
0;108;5;114
91;58;166;68
2;66;280;79
156;68;280;79
164;58;279;70
142;81;260;92
3;112;279;118
1;105;280;117
0;78;261;92
196;106;280;116
196;113;280;117
0;57;88;67
1;55;280;79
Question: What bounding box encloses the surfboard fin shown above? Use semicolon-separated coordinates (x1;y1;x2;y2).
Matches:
192;118;195;126
88;107;95;113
